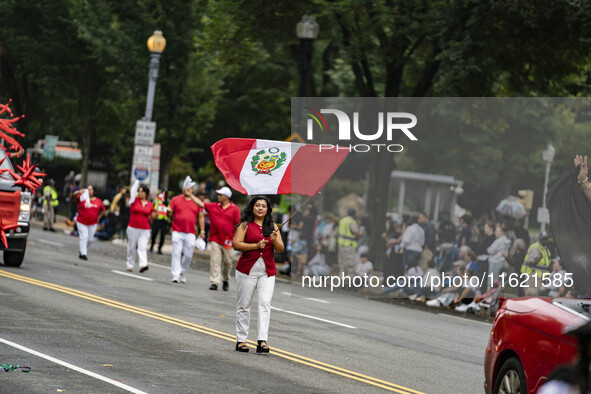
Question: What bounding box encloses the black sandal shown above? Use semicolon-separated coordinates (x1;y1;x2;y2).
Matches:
256;340;269;353
235;342;249;352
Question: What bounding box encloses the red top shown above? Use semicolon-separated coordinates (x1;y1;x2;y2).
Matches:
77;196;105;225
236;222;276;276
128;199;154;230
205;202;240;248
170;195;201;234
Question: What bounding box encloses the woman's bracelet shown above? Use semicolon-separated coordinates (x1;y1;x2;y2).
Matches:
581;179;591;191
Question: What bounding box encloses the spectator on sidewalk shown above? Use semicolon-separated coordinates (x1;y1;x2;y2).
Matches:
418;212;436;252
43;179;58;232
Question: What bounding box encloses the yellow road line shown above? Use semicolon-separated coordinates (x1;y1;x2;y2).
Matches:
0;269;424;394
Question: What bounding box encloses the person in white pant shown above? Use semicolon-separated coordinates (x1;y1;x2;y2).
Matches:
72;185;105;260
126;181;155;272
232;196;284;353
167;176;204;283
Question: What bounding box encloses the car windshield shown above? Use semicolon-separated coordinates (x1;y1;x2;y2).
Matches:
553;298;591;319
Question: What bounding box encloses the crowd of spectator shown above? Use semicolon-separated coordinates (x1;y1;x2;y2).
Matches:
280;203;576;314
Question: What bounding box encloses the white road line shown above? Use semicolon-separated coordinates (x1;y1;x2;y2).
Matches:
38;239;64;247
0;337;149;394
271;306;357;329
281;291;330;304
437;313;492;326
149;262;169;270
111;270;154;281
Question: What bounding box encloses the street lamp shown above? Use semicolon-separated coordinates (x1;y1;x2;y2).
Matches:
144;30;166;121
131;31;166;190
296;16;319;97
540;144;555;233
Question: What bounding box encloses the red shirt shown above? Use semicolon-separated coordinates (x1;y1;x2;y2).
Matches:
205;202;240;248
76;196;105;225
170;195;201;234
128;199;154;230
236;222;276;276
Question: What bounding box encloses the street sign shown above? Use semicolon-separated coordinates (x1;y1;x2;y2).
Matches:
132;145;153;166
537;207;550;224
133;167;150;182
42;135;59;161
134;120;156;146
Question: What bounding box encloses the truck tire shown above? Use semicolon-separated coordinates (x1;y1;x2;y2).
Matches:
4;246;26;267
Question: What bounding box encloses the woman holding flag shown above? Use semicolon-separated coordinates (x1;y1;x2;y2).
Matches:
232;196;284;353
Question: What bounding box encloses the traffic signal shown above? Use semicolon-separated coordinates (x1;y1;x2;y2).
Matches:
518;189;534;210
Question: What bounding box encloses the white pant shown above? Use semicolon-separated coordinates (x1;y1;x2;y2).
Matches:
236;259;275;342
126;227;151;270
77;222;97;256
171;231;195;280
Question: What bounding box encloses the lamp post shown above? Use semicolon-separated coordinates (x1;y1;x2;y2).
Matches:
296;15;319;97
144;30;166;121
131;31;166;190
540;144;555;233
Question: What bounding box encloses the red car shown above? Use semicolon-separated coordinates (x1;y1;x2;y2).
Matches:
484;297;589;393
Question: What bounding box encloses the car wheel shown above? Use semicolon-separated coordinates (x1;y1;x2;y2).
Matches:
494;357;527;394
4;244;26;267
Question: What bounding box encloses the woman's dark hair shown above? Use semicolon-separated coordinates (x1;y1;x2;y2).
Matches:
240;195;274;236
139;183;150;196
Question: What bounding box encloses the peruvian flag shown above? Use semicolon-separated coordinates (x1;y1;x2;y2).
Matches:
211;138;349;196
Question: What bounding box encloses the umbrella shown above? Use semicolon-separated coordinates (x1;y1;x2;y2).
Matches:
495;197;526;219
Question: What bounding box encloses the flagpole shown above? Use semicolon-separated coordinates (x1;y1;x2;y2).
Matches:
277;194;316;229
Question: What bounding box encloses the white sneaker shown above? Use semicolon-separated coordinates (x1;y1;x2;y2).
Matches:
426;299;441;307
172;277;180;283
180;273;186;283
455;304;469;313
467;301;480;313
408;294;418;300
415;296;426;302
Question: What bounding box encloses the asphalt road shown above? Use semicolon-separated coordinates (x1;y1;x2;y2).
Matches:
0;227;492;393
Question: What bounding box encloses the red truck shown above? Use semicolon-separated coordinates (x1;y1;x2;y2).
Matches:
0;149;33;266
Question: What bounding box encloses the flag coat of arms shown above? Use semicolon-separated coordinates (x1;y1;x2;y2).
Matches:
211;138;349;196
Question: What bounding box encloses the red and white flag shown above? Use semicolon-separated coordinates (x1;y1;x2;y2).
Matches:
211;138;349;196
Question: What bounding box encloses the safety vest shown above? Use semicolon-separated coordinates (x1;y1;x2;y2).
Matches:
338;216;358;248
520;242;551;277
44;186;59;207
154;198;169;221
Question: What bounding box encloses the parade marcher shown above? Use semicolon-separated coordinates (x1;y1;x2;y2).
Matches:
73;185;105;260
204;186;240;291
338;208;361;280
150;189;170;254
232;196;284;353
126;181;155;273
167;176;204;283
43;179;59;232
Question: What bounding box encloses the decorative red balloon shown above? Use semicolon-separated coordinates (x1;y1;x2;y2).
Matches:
0;100;45;193
8;154;46;194
0;100;24;154
0;216;17;249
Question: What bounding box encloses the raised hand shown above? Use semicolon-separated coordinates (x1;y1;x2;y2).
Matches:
574;155;588;183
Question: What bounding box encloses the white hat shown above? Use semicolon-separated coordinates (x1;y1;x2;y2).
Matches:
183;176;196;190
216;186;232;198
195;237;206;251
